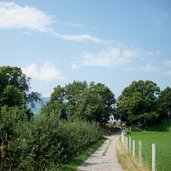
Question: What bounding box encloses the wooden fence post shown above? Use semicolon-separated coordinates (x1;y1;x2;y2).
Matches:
139;140;142;165
152;144;156;171
132;140;135;157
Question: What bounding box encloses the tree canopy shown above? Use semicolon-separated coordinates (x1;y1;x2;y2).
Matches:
117;80;160;127
158;87;171;121
43;81;116;123
0;66;40;118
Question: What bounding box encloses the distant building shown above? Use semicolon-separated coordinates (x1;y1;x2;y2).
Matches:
108;115;121;126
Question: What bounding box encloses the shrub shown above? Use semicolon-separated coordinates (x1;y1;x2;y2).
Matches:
0;108;102;170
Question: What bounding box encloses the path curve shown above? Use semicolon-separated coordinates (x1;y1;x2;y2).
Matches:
77;134;123;171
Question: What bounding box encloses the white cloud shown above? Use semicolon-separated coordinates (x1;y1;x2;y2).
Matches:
50;30;102;44
22;63;39;78
142;64;158;72
0;1;102;43
165;60;171;67
22;63;66;82
56;20;85;28
73;46;155;68
71;63;81;70
0;2;54;32
124;64;158;73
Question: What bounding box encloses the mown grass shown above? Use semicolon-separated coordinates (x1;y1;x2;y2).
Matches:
127;122;171;171
50;137;106;171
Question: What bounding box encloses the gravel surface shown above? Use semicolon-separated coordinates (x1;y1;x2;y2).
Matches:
77;134;123;171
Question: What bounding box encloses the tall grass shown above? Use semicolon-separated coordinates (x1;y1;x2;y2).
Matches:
116;138;149;171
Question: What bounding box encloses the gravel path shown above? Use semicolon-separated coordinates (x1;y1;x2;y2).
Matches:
77;134;123;171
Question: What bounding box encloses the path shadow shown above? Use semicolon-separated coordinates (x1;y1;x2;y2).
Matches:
81;161;98;167
101;126;122;136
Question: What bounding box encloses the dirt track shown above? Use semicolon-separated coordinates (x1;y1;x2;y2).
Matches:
77;134;123;171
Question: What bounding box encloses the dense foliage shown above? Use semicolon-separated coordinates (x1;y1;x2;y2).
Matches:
0;107;101;170
158;87;171;121
43;81;116;123
0;66;40;119
117;80;160;127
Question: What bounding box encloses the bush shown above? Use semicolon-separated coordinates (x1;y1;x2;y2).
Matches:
0;108;102;170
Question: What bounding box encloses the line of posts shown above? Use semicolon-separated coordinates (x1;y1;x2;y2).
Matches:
121;130;156;171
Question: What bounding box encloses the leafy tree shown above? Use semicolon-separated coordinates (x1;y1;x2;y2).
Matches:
117;80;160;127
90;83;116;116
79;82;115;123
50;85;66;103
41;85;67;119
0;85;25;107
158;87;171;121
45;81;116;123
65;81;88;116
0;66;40;117
78;90;105;121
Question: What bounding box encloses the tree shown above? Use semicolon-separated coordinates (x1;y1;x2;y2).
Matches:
65;81;88;117
117;80;160;127
0;85;25;107
158;87;171;121
45;81;116;123
86;82;116;122
41;85;67;119
0;66;40;118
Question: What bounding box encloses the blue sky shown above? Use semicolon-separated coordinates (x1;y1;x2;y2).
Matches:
0;0;171;97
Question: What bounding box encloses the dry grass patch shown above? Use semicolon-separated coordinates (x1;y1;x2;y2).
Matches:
115;137;149;171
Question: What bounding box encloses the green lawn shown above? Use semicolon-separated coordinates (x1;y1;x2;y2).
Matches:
127;122;171;171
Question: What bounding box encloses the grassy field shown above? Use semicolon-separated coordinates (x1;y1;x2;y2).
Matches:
127;122;171;171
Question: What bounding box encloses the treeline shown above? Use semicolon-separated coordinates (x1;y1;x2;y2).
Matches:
0;66;171;170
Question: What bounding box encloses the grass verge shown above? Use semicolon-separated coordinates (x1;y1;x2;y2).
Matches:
50;137;105;171
116;137;149;171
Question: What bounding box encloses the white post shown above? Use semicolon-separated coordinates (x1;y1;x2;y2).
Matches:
124;136;127;150
132;140;135;157
124;136;126;148
152;144;156;171
130;126;132;132
121;131;124;145
129;137;132;153
126;137;129;151
125;137;128;151
139;140;142;165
